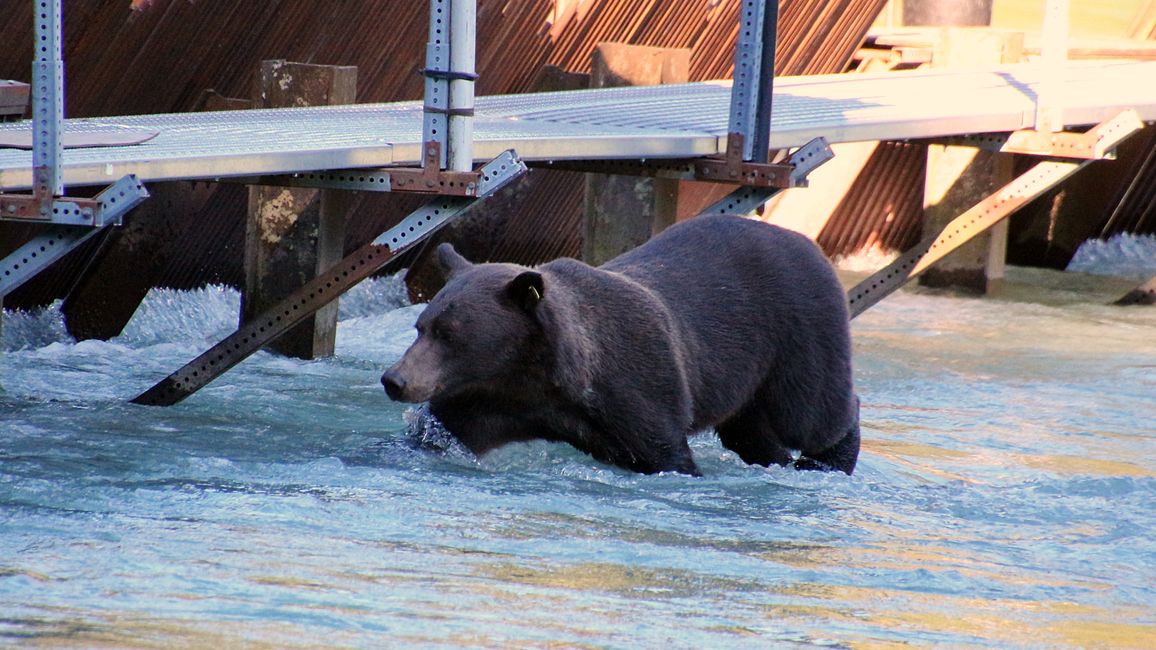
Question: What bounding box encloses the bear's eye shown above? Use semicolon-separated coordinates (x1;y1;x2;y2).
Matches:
432;321;453;341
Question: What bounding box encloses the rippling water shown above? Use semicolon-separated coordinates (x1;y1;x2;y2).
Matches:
1;262;1154;648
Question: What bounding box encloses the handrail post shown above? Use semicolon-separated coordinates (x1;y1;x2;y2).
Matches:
422;0;477;172
728;0;778;163
32;0;64;209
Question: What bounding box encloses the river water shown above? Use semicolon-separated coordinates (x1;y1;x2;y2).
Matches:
1;244;1154;648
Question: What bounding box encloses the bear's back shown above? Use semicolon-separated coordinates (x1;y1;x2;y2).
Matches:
600;215;852;432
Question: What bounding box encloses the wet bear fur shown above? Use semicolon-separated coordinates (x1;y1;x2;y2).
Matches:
381;214;860;476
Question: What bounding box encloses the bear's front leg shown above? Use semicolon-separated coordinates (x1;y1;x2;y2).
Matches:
580;395;700;476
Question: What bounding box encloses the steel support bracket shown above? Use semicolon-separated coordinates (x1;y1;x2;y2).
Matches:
132;150;526;407
848;110;1144;318
227;142;499;196
701;185;781;216
925;109;1144;160
386;140;481;195
0;174;148;295
529;137;833;189
0;224;99;295
694;135;833;188
0;174;149;226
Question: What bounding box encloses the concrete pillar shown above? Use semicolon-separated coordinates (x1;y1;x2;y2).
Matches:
583;43;689;265
242;61;356;359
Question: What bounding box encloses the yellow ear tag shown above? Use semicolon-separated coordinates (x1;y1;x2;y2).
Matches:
529;285;541;301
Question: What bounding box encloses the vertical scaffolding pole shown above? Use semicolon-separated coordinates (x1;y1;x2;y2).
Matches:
32;0;64;208
1036;0;1069;132
750;0;778;163
422;0;450;169
448;0;476;171
728;0;778;163
422;0;476;172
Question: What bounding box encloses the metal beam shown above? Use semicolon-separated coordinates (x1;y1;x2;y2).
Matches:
422;0;477;172
847;159;1086;318
32;0;64;202
132;150;526;406
697;137;835;214
1;226;102;296
1114;276;1156;306
924;109;1143;159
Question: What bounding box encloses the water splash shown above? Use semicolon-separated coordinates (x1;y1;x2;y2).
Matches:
1067;233;1156;281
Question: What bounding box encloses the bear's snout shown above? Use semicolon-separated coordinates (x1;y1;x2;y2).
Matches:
381;369;408;402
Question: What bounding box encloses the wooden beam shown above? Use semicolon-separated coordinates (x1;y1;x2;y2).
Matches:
583;43;690;265
241;61;356;359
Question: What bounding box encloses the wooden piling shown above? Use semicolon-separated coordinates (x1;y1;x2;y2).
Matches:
918;28;1023;294
583;43;689;265
241;61;356;359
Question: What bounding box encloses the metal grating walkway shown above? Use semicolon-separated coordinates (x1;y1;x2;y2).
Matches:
2;60;1155;191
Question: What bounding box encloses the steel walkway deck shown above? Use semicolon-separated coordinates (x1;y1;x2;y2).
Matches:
2;60;1155;191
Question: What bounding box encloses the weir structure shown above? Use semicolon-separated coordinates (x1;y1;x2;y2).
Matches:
0;0;1153;405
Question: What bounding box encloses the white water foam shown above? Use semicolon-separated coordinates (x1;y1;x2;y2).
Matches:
1067;233;1156;281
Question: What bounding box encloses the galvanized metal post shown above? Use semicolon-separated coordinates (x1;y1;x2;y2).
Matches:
751;0;778;163
448;0;476;172
423;0;451;169
1036;0;1069;132
423;0;476;172
32;0;64;207
728;0;778;163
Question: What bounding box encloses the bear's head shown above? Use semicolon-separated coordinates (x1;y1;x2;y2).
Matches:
381;243;547;404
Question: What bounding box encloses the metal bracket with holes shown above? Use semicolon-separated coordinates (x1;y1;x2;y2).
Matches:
0;175;149;295
227;142;504;196
924;109;1143;160
530;137;835;189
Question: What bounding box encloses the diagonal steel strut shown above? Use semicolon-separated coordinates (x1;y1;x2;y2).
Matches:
847;110;1143;319
133;151;525;406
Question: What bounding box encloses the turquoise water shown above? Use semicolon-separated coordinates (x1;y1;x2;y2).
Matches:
1;267;1154;648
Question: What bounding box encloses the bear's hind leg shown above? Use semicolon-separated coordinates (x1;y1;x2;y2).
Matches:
716;405;794;468
794;419;860;476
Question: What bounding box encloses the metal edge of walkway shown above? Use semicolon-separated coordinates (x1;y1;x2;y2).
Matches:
2;60;1156;191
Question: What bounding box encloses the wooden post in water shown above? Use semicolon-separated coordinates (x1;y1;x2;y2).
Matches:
917;27;1024;294
242;61;357;359
583;43;689;265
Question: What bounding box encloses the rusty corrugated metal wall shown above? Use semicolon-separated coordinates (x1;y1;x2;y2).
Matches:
1;0;889;310
817;141;927;257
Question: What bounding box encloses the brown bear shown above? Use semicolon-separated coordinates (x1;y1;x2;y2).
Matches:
381;214;860;476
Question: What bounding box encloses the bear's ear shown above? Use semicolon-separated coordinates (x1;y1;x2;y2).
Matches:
436;243;472;277
505;271;544;314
